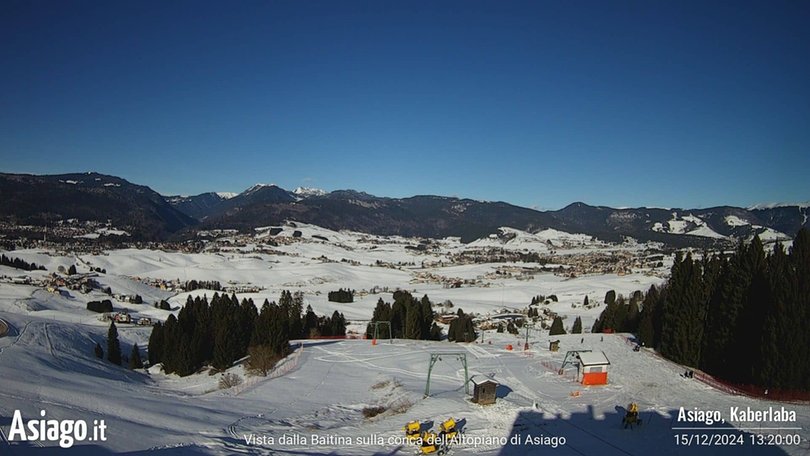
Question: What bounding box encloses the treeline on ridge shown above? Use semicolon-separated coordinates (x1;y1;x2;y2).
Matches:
148;290;346;377
184;280;222;292
1;254;46;271
367;290;441;340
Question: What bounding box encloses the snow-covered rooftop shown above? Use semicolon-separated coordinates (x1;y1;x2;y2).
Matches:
578;351;611;366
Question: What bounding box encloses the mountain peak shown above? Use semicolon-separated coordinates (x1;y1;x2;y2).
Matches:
561;201;595;210
293;186;327;198
243;183;279;195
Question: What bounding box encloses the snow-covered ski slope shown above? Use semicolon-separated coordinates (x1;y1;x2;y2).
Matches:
1;316;808;455
0;225;808;454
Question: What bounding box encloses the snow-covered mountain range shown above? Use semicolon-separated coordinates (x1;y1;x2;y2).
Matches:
0;172;807;246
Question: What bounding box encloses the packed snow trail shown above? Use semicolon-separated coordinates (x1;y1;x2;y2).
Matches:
0;318;28;358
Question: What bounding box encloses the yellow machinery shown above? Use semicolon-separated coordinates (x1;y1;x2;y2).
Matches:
622;402;642;429
418;431;447;455
438;418;458;441
404;420;421;442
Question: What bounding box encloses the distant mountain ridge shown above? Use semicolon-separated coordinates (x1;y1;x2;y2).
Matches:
1;172;807;245
0;172;196;240
175;184;808;246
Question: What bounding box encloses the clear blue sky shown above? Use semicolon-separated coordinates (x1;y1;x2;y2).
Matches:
1;0;808;210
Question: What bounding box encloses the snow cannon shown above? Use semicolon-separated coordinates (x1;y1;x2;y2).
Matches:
438;417;459;441
418;431;446;455
622;402;642;429
404;420;421;442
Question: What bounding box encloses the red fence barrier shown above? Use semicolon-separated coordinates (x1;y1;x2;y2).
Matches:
616;334;810;402
233;343;304;396
308;334;367;340
693;371;810;403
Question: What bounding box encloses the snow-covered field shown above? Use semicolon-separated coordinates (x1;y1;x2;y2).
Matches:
1;225;808;454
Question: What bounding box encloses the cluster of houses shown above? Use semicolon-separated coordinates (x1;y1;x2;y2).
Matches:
0;275;33;285
97;311;153;326
222;283;264;294
111;293;143;303
133;276;264;295
410;271;484;289
132;277;187;292
553;251;669;278
44;272;101;295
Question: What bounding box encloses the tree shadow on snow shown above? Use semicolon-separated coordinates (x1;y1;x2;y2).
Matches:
497;406;793;456
0;444;117;455
295;340;345;348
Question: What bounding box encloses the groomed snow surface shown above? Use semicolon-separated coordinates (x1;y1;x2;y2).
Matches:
0;237;808;455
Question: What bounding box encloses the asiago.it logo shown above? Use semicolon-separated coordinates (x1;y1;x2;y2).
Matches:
6;410;107;449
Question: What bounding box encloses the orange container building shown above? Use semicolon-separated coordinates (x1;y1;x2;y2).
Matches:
578;351;611;385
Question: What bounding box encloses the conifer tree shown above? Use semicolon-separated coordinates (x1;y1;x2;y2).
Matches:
637;285;659;347
660;252;707;367
213;311;239;370
638;229;810;391
254;297;290;357
447;310;475;342
429;322;442;340
405;302;422;340
293;292;306;335
107;321;122;365
129;343;143;369
549;316;566;336
160;315;178;372
623;297;640;333
733;236;768;383
760;243;789;387
789;228;810;390
571;316;583;334
330;311;346;336
238;298;257;356
420;295;433;339
459;315;476;342
251;300;273;347
303;305;319;338
390;299;406;338
366;298;392;338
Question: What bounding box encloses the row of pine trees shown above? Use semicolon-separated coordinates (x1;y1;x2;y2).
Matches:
0;254;46;271
366;290;442;340
448;310;475;342
147;291;345;376
593;229;810;392
97;320;143;369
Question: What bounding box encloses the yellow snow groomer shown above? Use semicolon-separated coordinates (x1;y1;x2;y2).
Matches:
418;431;446;455
622;402;642;429
438;418;458;441
404;420;421;442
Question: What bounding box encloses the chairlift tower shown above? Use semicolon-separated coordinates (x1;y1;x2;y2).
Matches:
524;323;531;350
424;352;469;397
372;321;392;344
559;349;592;375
